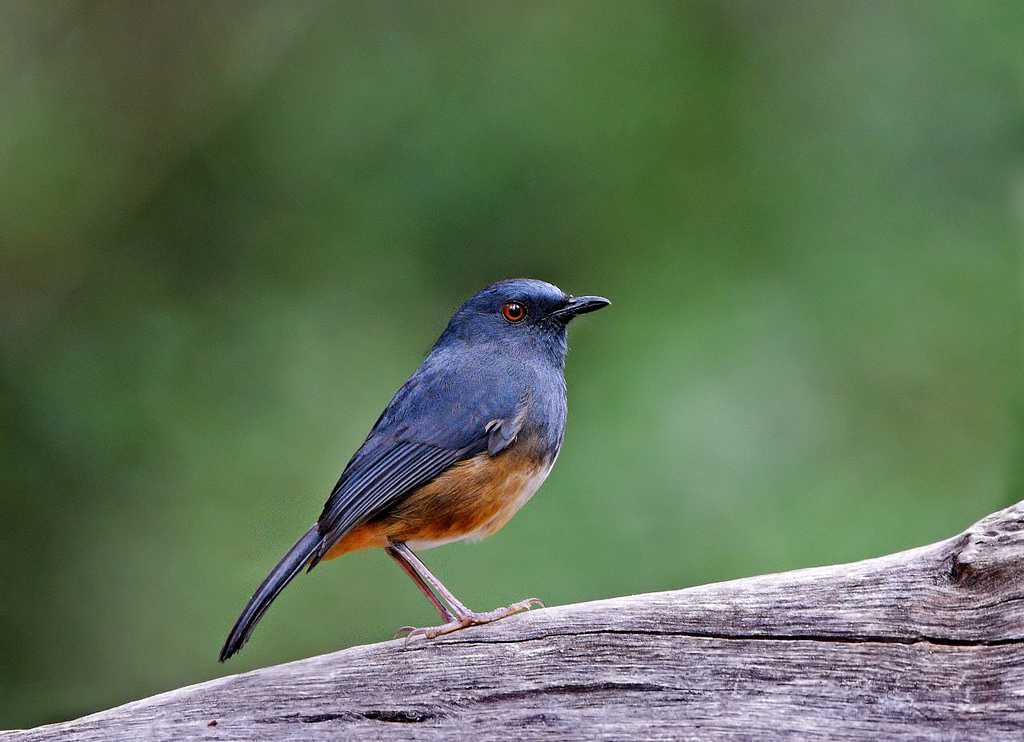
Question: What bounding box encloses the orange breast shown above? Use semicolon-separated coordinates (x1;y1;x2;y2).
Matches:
323;445;552;560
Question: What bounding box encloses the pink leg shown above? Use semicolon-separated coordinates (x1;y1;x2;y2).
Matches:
386;545;454;624
387;541;543;641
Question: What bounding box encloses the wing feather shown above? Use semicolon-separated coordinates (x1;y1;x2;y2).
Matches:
307;350;530;568
308;438;484;568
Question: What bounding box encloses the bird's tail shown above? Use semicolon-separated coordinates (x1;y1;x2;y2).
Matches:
219;525;322;662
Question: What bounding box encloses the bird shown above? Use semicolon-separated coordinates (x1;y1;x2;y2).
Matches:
219;278;610;661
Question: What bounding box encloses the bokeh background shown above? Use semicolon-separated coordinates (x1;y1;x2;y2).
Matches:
3;0;1023;729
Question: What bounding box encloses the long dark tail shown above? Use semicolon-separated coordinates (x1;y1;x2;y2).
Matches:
219;525;322;662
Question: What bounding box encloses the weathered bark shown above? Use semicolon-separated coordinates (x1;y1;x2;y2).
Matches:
5;501;1024;741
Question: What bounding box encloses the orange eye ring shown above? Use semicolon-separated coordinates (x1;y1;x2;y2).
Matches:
501;301;527;323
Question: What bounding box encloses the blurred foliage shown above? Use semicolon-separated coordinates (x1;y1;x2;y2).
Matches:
2;0;1023;729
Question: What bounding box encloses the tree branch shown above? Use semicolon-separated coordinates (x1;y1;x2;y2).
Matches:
6;501;1024;741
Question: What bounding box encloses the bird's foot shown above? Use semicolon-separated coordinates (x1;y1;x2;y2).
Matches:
394;598;544;643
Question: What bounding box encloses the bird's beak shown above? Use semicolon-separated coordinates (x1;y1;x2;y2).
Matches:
548;294;612;322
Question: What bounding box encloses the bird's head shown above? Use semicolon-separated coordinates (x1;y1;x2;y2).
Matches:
437;279;610;365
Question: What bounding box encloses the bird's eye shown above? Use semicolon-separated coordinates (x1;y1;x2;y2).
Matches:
501;301;527;323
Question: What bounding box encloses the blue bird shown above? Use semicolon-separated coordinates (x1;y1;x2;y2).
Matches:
219;279;610;661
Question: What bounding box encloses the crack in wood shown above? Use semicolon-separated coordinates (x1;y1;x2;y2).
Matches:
255;708;445;725
475;681;677;703
428;627;1024;649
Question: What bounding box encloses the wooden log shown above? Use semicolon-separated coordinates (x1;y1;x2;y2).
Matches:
5;501;1023;741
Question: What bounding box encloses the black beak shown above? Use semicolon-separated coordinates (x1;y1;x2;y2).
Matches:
548;294;612;322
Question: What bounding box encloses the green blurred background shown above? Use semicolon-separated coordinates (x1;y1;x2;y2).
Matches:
2;0;1023;729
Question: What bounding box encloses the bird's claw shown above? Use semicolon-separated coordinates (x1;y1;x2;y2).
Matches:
394;597;544;645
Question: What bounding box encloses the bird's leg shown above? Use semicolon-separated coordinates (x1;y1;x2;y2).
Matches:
387;541;543;641
385;545;455;632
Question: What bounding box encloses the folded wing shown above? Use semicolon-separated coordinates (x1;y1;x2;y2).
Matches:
308;358;528;568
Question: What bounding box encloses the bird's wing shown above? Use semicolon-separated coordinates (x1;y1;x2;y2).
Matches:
308;356;526;567
309;439;482;566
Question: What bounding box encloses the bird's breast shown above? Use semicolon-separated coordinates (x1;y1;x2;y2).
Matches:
398;437;556;550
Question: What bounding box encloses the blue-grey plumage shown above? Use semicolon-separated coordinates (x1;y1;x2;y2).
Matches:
220;279;609;661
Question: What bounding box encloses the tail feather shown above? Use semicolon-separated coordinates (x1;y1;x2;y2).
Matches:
219;525;322;662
